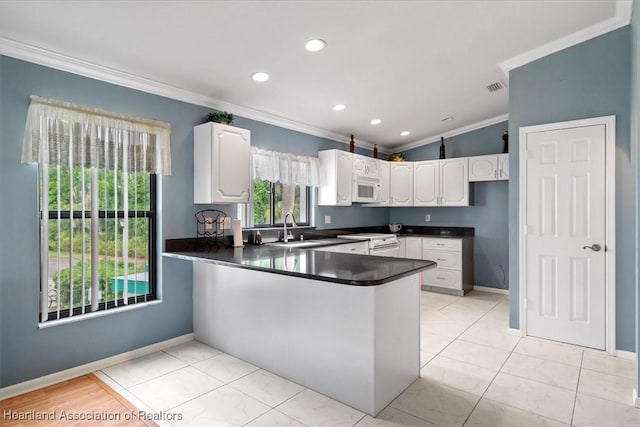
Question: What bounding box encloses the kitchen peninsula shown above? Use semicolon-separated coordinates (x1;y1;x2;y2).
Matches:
164;240;436;416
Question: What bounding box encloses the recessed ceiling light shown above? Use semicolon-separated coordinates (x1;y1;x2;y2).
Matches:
370;119;382;125
305;39;326;52
251;72;270;82
441;116;454;122
400;131;411;136
332;104;346;111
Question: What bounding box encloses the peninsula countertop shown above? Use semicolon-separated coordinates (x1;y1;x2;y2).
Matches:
164;238;436;286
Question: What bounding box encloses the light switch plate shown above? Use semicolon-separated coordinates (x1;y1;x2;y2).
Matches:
222;217;231;229
425;214;431;222
205;217;214;230
324;215;331;224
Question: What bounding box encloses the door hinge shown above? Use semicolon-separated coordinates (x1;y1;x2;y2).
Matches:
524;298;528;309
523;225;529;235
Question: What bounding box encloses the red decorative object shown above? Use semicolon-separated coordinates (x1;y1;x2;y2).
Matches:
373;144;378;159
349;134;355;153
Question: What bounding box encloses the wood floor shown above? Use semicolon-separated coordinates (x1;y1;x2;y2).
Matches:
0;374;158;426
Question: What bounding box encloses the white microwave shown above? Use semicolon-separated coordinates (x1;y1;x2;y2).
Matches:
352;176;380;203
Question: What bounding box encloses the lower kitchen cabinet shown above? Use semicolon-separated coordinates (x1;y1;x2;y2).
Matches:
421;236;474;295
315;241;369;255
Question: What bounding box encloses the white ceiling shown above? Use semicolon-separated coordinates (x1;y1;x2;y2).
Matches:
0;1;631;150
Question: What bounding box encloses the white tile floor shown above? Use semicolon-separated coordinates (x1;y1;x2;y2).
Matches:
95;290;640;427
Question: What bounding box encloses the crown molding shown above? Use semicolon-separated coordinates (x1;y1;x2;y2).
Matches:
498;0;633;75
390;113;509;152
0;37;376;150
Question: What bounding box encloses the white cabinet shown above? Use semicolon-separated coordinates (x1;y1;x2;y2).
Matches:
468;154;509;182
316;241;369;255
353;154;379;179
402;237;423;259
390;162;414;206
318;150;352;206
440;158;469;206
414;158;469;206
194;122;251;204
421;236;474;296
363;159;390;207
498;153;509;179
413;160;439;206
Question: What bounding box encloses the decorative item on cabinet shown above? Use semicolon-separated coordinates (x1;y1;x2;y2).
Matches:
385;152;405;162
205;111;234;125
349;134;355;153
373;144;378;159
439;137;446;159
502;131;509;153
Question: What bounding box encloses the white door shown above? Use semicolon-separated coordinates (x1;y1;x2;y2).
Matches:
413;160;439;206
440;158;469;206
524;124;606;349
390;163;414;206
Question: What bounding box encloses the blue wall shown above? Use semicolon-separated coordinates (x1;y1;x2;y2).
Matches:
508;27;634;351
0;55;387;387
391;122;509;290
631;0;640;397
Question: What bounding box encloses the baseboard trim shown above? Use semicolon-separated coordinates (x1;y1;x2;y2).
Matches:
615;349;637;360
473;285;509;295
0;333;194;400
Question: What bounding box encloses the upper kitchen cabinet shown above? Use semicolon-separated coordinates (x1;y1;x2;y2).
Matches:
389;162;414;206
363;159;390;207
414;158;469;206
318;149;353;206
413;160;439;206
194;122;251;204
468;153;509;182
352;153;379;179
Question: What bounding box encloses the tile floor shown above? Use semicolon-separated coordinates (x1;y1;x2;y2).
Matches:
95;290;640;426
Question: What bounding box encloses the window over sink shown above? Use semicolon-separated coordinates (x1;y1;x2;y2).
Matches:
251;180;310;227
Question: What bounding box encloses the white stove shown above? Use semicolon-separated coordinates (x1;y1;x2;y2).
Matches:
337;233;399;255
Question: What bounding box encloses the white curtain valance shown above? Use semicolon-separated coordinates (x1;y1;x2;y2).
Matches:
251;147;320;187
21;95;172;175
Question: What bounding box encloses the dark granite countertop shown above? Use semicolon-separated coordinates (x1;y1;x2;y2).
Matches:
164;239;435;286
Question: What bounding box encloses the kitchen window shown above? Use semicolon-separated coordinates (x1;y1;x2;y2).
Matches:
248;147;319;228
21;96;171;323
252;180;310;227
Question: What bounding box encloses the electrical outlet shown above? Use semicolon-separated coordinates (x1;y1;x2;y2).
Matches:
205;217;213;230
324;215;331;225
222;217;231;229
425;214;431;222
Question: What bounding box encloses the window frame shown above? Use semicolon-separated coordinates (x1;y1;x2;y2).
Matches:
40;170;158;322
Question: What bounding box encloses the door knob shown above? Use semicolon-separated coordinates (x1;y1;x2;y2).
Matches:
582;244;601;252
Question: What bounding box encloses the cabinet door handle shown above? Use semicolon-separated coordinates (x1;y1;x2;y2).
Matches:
436;276;446;280
495;170;498;179
436;258;446;261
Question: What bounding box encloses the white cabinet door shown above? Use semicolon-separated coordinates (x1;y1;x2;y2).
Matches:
413;160;439;206
404;237;422;259
390;162;414;206
336;151;353;205
353;154;379;179
194;122;251;204
440;158;469;206
318;150;352;206
469;154;499;182
498;153;509;180
376;160;390;204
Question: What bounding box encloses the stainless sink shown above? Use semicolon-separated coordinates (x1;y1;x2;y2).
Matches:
266;240;329;248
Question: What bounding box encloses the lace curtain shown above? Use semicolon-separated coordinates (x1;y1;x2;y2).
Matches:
251;147;320;187
21;95;172;174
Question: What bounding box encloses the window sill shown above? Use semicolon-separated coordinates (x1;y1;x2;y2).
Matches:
38;300;162;329
243;225;316;232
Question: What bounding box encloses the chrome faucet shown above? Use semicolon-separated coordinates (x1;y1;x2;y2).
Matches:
283;211;297;243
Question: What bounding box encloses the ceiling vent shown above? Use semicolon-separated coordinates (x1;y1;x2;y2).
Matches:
486;80;508;93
